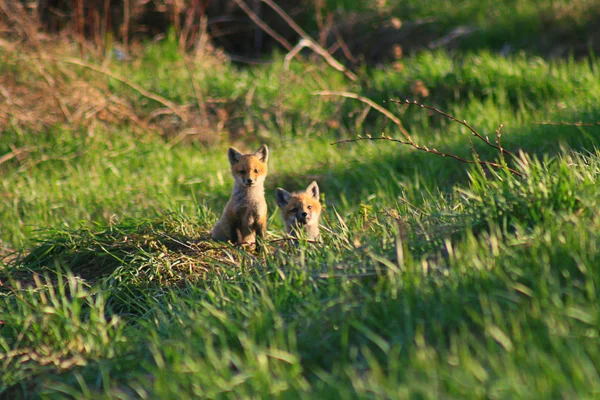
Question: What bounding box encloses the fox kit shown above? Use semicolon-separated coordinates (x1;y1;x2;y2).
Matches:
275;181;322;240
211;145;269;246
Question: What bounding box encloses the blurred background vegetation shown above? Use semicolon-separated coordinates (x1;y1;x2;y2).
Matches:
3;1;600;397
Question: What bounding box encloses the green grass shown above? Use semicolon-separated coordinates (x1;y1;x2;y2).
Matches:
3;1;600;397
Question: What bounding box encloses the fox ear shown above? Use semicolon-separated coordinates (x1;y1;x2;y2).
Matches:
254;144;268;163
228;147;242;165
306;181;319;200
275;188;290;208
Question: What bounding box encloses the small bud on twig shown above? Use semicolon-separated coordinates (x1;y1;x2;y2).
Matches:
328;94;522;177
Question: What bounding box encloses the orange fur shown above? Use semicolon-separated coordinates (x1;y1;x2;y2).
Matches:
212;145;269;247
275;181;322;240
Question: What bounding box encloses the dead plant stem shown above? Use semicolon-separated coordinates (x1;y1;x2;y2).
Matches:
61;58;186;121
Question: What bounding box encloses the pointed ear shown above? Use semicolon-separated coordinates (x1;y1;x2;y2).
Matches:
275;188;291;208
254;144;268;163
228;147;242;165
306;181;319;200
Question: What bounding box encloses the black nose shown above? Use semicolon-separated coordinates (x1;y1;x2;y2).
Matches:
247;179;253;183
301;212;308;217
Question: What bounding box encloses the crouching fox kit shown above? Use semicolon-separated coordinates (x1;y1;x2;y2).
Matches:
211;145;269;246
275;181;322;240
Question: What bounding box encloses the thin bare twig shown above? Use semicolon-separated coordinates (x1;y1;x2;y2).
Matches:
325;94;522;176
390;99;517;159
313;91;411;140
332;135;522;177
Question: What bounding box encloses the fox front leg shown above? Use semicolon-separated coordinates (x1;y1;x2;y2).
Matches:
229;223;241;245
255;217;267;252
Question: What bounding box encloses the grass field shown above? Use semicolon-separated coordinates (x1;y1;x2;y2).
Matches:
2;0;600;397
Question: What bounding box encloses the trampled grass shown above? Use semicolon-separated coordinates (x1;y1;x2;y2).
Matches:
3;1;600;397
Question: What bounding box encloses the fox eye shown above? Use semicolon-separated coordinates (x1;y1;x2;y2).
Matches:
254;169;259;173
308;205;312;210
291;208;298;212
239;170;245;175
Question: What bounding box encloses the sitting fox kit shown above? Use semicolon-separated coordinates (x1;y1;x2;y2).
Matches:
211;145;269;245
275;181;322;240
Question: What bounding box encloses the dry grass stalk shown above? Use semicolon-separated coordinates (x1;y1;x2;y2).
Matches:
232;0;357;81
0;42;161;135
231;0;293;51
284;38;358;81
61;57;187;121
181;50;209;128
31;60;73;124
76;0;84;57
261;0;358;81
535;121;600;127
0;2;41;48
331;26;357;64
177;6;210;130
313;91;411;140
0;4;218;140
0;147;30;167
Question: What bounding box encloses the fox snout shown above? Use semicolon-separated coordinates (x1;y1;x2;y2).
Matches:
296;210;310;224
242;174;261;186
237;173;259;187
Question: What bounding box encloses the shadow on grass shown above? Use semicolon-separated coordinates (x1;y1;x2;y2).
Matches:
270;107;600;207
0;214;231;288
